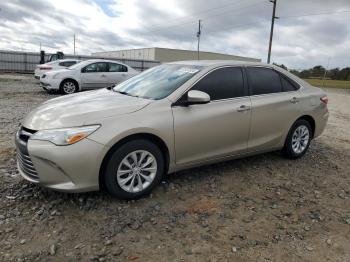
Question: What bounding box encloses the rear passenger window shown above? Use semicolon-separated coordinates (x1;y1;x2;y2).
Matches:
59;61;76;67
280;75;299;92
192;67;244;100
65;61;77;67
247;67;282;95
109;63;128;72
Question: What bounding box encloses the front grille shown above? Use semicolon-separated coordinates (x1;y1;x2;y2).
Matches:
17;151;39;180
15;126;39;181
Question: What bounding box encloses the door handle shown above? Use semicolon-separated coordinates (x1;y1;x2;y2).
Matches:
290;97;299;104
101;74;106;77
237;105;251;112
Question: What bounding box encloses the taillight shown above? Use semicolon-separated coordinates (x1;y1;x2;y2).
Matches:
320;96;328;105
39;66;52;70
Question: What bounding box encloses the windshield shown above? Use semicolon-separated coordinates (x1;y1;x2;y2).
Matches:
112;64;203;100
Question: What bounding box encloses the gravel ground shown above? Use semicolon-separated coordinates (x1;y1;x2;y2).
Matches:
0;74;349;262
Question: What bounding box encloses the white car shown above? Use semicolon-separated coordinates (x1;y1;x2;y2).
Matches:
34;59;81;79
40;59;139;94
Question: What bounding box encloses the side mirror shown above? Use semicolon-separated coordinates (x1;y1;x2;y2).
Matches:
187;90;210;104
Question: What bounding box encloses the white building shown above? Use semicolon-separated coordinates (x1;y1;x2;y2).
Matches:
93;47;260;63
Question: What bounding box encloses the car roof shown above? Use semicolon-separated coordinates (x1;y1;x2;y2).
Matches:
55;59;81;62
83;59;129;64
169;60;271;68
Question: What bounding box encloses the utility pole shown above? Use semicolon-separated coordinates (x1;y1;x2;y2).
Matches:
73;34;76;55
196;20;202;60
267;0;278;64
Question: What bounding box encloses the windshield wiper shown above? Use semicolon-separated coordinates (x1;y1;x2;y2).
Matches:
115;90;128;95
113;90;133;96
112;89;141;98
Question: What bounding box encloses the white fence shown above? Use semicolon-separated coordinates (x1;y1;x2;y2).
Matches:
0;50;161;73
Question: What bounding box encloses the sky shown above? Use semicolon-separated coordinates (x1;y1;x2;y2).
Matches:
0;0;349;69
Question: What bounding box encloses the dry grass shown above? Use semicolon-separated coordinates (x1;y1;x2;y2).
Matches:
303;79;350;89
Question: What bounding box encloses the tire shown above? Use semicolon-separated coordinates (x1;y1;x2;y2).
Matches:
60;80;78;95
282;119;312;159
103;139;165;199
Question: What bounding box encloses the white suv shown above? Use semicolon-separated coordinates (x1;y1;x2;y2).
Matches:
40;59;139;94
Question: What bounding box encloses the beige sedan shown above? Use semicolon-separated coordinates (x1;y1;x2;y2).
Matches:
16;61;329;199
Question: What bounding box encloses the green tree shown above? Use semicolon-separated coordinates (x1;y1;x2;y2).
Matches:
273;63;288;70
337;67;350;80
328;68;339;80
289;69;300;77
311;66;326;78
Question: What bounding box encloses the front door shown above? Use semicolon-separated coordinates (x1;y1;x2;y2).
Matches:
81;62;109;89
172;66;251;165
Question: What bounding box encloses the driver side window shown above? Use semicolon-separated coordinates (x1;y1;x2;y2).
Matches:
191;67;245;100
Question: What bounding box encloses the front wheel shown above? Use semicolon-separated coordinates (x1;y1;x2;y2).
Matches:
103;140;165;199
283;119;312;159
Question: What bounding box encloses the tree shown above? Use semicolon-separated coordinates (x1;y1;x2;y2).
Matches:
337;67;350;80
273;63;288;70
311;66;326;78
328;68;339;80
289;69;300;77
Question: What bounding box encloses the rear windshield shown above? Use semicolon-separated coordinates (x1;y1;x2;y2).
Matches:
113;64;203;100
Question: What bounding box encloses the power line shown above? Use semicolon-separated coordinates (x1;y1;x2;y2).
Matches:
138;0;266;36
202;19;268;35
280;10;350;19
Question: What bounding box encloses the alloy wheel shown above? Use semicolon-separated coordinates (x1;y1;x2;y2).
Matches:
63;82;76;94
291;125;310;154
116;150;158;193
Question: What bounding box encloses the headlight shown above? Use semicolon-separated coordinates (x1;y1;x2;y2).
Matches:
31;125;100;146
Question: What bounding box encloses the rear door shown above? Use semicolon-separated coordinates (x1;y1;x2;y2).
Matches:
80;62;109;89
107;63;129;85
246;66;301;152
172;66;251;165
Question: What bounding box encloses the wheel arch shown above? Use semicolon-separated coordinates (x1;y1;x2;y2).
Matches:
295;115;316;138
98;133;170;191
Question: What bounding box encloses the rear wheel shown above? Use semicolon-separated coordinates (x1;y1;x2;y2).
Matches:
60;80;78;95
283;119;312;159
103;140;165;199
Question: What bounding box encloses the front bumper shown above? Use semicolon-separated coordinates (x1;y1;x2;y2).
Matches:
15;127;108;193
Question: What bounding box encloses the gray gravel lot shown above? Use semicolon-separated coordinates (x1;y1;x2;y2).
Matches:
0;74;349;262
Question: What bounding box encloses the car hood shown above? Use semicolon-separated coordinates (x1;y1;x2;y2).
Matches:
22;89;152;130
